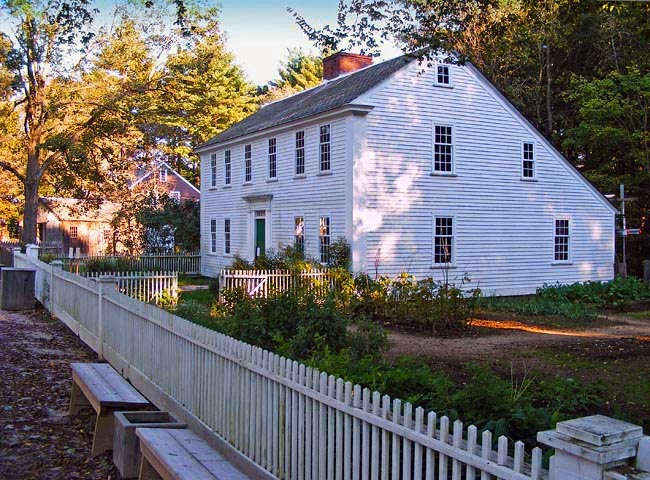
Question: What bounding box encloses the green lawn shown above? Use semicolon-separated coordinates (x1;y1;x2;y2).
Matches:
178;274;212;287
178;289;214;307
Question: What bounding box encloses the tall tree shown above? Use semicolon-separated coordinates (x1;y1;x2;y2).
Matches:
258;48;323;104
0;1;153;244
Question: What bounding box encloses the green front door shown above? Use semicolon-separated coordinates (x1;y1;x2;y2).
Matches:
255;218;265;258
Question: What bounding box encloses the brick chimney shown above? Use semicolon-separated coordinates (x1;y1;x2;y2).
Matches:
322;52;373;80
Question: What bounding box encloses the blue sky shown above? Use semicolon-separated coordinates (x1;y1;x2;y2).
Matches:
0;0;402;86
219;0;402;85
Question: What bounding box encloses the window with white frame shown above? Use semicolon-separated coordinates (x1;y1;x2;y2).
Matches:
69;226;78;239
554;218;570;262
159;168;168;182
294;216;305;253
170;191;181;201
295;131;305;175
319;216;330;264
224;218;231;254
268;138;277;179
210;153;217;187
433;216;454;264
433;125;453;173
224;150;232;185
244;144;252;183
319;125;331;172
435;65;451;86
522;142;535;179
210;219;217;253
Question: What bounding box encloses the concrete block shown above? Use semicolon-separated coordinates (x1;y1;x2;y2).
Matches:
113;411;186;479
0;268;36;311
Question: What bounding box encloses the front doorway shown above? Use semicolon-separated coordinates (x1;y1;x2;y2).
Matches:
254;210;266;259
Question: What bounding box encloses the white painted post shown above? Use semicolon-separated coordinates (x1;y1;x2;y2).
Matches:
50;260;63;311
538;415;648;480
96;276;117;360
11;247;20;267
26;244;39;259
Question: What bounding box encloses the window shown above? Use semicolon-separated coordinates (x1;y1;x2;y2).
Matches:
170;191;181;201
210;219;217;253
244;144;252;183
69;226;78;239
295;131;305;175
433;216;454;264
435;65;451;86
319;124;331;172
522;142;535;179
433;125;453;173
210;153;217;187
554;218;570;262
224;218;231;255
224;150;232;185
319;216;330;264
268;138;277;179
159;169;168;182
294;216;305;253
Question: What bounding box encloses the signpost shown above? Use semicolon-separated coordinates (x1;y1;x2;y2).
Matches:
614;185;641;277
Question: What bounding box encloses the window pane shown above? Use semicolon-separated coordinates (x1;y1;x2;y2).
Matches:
225;150;231;185
554;219;570;261
294;216;304;253
296;131;305;175
320;125;331;172
319;216;330;264
268;138;277;178
437;65;450;85
433;216;453;264
434;125;453;172
244;145;252;183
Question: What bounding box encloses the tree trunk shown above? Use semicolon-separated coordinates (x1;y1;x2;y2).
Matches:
20;145;41;245
546;43;553;133
21;179;39;245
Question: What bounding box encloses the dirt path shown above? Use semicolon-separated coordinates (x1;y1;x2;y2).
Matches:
0;308;119;480
388;313;650;363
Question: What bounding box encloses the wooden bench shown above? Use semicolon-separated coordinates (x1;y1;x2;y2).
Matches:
69;363;150;456
136;428;250;480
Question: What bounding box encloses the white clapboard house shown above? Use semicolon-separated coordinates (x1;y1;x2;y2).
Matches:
196;51;616;295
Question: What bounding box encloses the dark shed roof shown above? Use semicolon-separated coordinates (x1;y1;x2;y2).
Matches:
199;54;413;148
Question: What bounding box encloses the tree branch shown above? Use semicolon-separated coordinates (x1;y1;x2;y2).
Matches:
0;161;26;184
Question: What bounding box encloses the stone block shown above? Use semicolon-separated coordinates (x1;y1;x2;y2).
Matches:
113;411;186;479
0;268;36;311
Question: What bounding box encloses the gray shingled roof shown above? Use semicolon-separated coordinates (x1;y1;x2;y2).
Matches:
199;54;413;148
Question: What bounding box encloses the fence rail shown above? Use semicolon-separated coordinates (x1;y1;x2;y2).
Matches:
13;247;549;480
81;271;178;305
219;269;334;299
47;252;201;275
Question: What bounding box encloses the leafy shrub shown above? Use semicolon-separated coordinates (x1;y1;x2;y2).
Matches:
173;300;213;327
479;296;597;320
349;273;480;332
538;276;650;309
310;351;605;446
328;237;351;269
83;257;132;273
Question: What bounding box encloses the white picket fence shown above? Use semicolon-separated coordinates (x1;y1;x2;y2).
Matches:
13;246;549;480
81;271;177;305
49;252;201;274
219;269;334;299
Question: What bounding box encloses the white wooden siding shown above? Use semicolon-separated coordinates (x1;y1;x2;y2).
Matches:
200;117;349;275
354;61;614;295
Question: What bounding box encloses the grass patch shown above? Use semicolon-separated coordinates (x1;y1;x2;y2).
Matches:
178;274;212;287
629;311;650;320
178;289;214;307
478;296;597;321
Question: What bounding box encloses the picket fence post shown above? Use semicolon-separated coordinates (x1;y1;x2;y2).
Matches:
96;276;117;360
538;415;650;479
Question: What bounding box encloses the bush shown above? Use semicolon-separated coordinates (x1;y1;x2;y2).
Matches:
83;257;132;273
538;276;650;309
309;351;606;446
349;273;480;332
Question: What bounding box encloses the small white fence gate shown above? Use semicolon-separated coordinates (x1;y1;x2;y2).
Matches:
81;271;178;305
219;269;334;299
